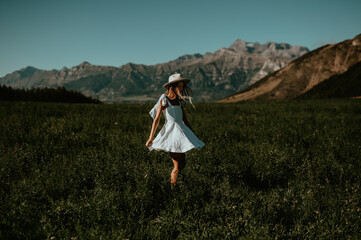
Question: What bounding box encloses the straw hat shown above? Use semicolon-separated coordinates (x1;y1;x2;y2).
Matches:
163;73;190;89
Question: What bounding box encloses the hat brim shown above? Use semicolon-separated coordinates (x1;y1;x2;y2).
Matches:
163;78;190;89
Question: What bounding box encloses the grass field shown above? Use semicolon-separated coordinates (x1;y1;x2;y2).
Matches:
0;99;360;239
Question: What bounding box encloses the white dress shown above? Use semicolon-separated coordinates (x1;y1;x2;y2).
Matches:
148;94;205;153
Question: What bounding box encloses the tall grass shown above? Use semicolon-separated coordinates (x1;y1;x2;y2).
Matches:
0;99;360;239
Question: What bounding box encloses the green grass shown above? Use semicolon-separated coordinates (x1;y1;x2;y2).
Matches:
0;99;360;239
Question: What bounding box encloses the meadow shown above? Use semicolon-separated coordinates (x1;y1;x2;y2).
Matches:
0;99;360;239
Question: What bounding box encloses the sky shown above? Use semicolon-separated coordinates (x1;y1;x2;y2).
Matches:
0;0;360;77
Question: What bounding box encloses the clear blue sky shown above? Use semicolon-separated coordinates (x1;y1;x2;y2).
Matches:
1;0;360;77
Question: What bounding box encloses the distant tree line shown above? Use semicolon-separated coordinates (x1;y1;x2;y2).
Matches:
0;85;101;103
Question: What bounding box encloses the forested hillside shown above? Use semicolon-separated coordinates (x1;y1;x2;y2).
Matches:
0;85;101;103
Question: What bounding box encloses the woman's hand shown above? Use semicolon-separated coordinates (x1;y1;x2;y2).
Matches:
146;138;153;147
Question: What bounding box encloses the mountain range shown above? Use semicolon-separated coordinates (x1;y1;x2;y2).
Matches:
0;40;309;102
219;34;361;102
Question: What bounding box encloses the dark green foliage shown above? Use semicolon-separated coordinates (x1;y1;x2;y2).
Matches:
0;99;360;239
0;85;101;103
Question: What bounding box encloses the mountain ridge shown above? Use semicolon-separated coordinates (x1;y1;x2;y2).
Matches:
0;39;309;102
219;34;361;102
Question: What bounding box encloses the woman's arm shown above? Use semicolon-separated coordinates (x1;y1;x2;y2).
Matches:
182;107;193;131
146;102;165;147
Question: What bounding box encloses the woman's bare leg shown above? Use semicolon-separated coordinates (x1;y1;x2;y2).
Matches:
170;152;186;188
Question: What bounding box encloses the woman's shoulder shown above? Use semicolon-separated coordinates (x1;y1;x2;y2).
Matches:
158;93;167;101
159;93;168;107
157;93;166;99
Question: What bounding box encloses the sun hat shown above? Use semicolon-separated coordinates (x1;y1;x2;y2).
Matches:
163;73;190;89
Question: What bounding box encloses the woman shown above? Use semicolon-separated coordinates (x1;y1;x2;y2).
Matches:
146;73;205;188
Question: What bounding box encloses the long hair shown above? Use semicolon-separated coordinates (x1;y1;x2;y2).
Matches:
166;81;194;108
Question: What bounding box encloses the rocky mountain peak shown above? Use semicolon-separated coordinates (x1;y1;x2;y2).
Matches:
229;39;247;52
78;61;91;67
352;34;361;47
176;53;203;62
227;39;308;56
23;66;38;70
18;66;40;77
260;42;309;58
73;61;93;70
